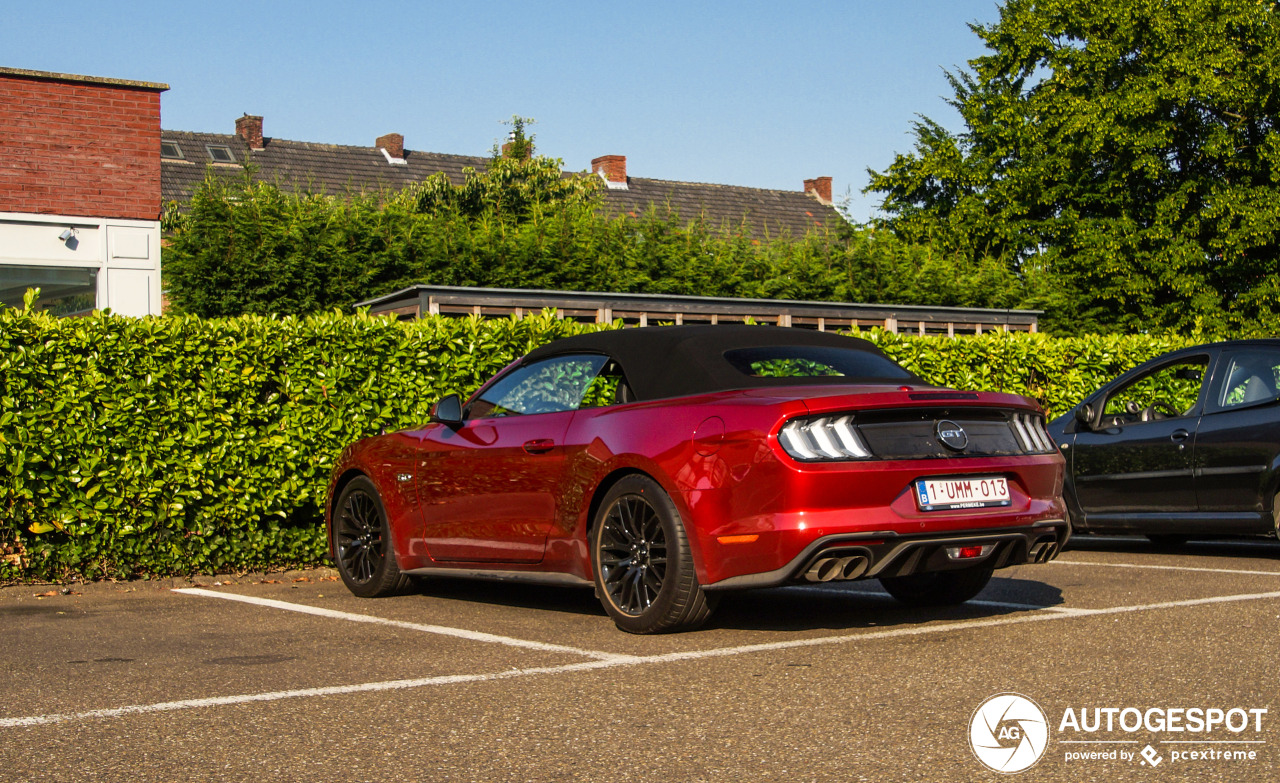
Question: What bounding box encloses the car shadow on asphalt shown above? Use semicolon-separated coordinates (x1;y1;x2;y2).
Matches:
401;574;1068;634
702;577;1066;633
403;577;607;617
1065;535;1280;562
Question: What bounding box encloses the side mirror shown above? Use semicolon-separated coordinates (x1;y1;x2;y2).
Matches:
430;393;463;427
1074;402;1095;431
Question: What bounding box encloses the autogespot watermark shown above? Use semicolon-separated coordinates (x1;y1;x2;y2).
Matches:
971;694;1269;773
969;693;1051;773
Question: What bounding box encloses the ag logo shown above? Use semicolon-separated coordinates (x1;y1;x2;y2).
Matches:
969;693;1050;773
935;419;969;451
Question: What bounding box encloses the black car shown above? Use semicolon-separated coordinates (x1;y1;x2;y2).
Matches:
1049;339;1280;544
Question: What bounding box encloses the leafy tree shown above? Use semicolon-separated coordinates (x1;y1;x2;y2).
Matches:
496;115;536;160
164;169;1036;319
164;153;604;316
867;0;1280;334
390;154;601;222
162;171;374;317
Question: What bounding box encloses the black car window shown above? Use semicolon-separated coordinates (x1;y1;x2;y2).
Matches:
723;346;915;381
1215;350;1280;409
1100;356;1208;425
468;354;610;418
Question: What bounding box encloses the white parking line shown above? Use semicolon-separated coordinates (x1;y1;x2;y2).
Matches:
6;588;1279;728
1050;560;1280;577
969;600;1088;615
0;660;623;729
172;588;633;662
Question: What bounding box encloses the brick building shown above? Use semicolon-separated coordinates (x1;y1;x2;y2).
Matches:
0;67;167;316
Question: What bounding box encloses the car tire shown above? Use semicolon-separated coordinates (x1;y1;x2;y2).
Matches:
591;475;717;634
1271;492;1280;540
879;565;994;606
332;476;409;598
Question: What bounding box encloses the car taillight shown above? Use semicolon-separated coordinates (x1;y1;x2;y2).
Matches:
1010;412;1055;454
778;415;873;461
946;544;994;560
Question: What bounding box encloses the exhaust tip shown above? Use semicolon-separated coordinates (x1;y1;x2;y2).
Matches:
839;555;868;580
804;554;871;582
804;557;842;582
1029;540;1058;563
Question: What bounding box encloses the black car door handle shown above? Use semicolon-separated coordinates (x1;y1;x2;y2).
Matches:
1170;429;1190;443
523;438;555;454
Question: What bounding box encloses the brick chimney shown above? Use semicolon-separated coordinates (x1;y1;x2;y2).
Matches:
235;114;264;150
376;132;404;159
501;137;533;159
804;176;832;205
592;155;628;189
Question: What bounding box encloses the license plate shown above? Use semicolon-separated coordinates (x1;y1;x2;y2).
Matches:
915;476;1011;511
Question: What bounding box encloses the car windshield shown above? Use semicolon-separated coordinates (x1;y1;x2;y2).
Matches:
723;346;916;381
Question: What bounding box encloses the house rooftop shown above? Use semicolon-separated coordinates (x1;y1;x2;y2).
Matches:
160;130;488;206
160;116;843;238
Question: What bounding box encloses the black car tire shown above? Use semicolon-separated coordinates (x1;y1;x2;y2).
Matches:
591;475;717;634
1272;492;1280;540
880;565;994;606
332;476;409;598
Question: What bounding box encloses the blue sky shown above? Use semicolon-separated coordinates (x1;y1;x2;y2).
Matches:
4;1;1003;221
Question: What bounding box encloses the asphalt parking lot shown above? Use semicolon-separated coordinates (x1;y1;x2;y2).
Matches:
3;537;1279;783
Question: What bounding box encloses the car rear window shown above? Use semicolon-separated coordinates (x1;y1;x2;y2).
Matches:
723;346;916;381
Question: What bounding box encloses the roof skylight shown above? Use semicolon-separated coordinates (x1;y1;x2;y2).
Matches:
206;144;236;164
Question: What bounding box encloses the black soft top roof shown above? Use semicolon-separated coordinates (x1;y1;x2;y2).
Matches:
522;325;924;401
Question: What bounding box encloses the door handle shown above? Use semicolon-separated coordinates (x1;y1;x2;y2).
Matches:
1170;429;1190;443
523;438;555;454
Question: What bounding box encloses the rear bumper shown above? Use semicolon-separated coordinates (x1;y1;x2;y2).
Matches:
702;519;1069;591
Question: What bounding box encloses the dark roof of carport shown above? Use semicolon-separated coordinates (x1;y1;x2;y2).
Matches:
522;325;923;401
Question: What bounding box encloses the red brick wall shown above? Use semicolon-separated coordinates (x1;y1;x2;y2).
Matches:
0;74;163;220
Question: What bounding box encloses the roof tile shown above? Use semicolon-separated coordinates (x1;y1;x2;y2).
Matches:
160;131;843;238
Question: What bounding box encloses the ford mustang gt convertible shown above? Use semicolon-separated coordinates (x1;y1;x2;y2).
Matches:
327;325;1068;633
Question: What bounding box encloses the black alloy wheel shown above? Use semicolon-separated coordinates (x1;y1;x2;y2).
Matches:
591;475;716;633
597;495;669;616
333;477;408;597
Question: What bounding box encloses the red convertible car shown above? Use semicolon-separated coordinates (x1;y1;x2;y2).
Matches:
327;326;1068;633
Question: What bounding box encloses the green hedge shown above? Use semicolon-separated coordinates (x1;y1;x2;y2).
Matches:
870;330;1198;418
0;307;1197;582
163;167;1037;324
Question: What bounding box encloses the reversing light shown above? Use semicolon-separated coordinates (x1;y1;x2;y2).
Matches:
778;415;873;461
